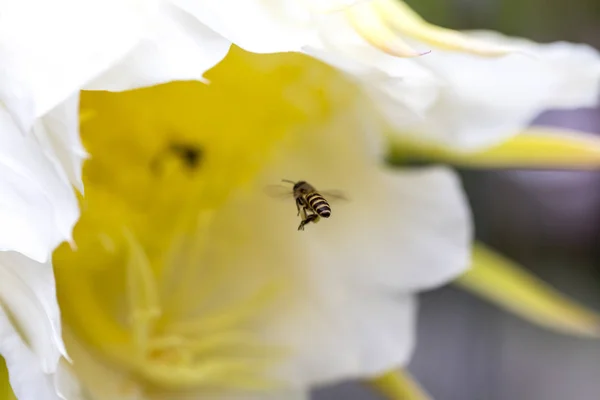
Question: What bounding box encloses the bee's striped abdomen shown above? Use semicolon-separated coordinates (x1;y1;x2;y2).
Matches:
305;192;331;218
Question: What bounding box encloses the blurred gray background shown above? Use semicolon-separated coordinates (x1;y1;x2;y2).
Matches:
314;1;600;399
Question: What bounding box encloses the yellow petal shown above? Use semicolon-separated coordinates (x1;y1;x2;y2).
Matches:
368;369;431;400
389;127;600;169
0;357;15;400
456;243;600;338
372;0;515;57
78;109;96;125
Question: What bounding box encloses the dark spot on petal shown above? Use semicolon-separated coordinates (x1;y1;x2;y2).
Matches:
169;143;203;170
151;141;204;175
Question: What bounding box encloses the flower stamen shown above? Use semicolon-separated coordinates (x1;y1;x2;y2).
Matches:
342;0;516;57
345;1;429;57
124;229;162;361
169;282;284;336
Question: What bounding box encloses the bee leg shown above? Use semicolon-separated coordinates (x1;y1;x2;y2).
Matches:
306;214;320;225
297;207;308;231
295;198;303;217
298;219;311;231
298;213;319;231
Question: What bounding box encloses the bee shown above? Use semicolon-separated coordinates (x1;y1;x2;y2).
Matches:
265;179;347;231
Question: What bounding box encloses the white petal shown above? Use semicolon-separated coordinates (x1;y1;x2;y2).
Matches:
54;361;84;400
171;0;318;53
391;31;600;150
0;108;79;262
0;253;67;371
86;3;231;91
32;94;88;193
467;30;600;109
0;0;158;131
303;45;440;120
302;12;440;122
0;252;70;400
205;103;470;387
0;326;60;400
266;292;417;386
314;167;472;292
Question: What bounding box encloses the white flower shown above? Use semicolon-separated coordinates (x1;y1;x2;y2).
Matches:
48;50;470;399
0;97;82;398
1;1;597;399
171;0;600;150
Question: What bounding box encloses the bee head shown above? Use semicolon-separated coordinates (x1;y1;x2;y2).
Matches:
294;181;314;194
282;179;313;194
293;181;306;189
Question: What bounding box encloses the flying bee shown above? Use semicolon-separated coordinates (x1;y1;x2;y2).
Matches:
265;179;347;231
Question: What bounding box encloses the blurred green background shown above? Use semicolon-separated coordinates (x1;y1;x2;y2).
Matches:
314;1;600;399
408;0;600;45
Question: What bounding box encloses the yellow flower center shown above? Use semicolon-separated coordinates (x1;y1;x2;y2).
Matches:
53;47;358;395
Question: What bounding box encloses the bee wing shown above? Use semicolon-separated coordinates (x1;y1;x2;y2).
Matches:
263;184;294;200
320;189;349;202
